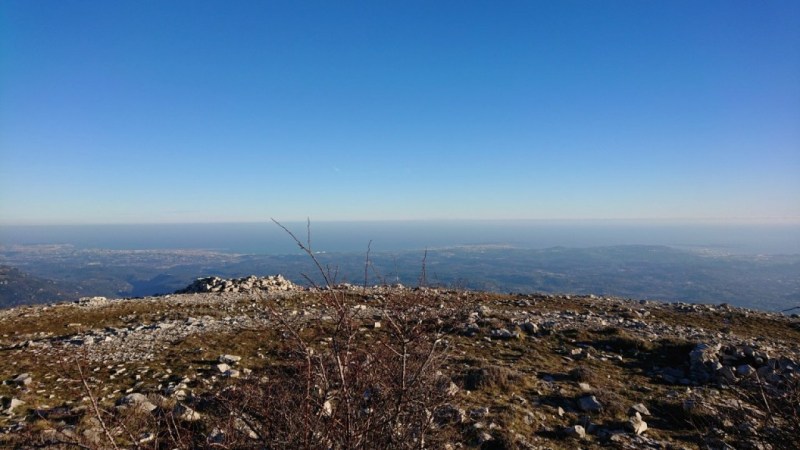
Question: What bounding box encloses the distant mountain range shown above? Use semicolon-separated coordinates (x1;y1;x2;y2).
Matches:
0;265;84;307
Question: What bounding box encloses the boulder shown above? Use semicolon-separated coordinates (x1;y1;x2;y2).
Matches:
689;343;722;382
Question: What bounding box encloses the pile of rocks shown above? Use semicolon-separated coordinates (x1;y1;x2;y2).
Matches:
177;275;296;294
689;341;797;385
74;296;110;307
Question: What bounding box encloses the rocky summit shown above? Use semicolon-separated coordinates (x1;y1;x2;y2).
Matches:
0;275;798;449
176;274;296;294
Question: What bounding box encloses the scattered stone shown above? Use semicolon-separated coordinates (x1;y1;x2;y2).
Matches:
627;412;648;435
440;379;460;397
1;397;24;414
322;400;333;417
469;407;490;419
520;321;539;334
208;428;225;444
490;328;517;339
736;364;755;377
174;404;202;421
476;305;492;317
219;354;242;364
462;323;481;337
629;403;651;416
719;366;737;382
578;395;603;412
434;404;466;425
565;425;586;438
11;373;32;386
116;393;157;413
476;431;494;445
233;417;259;439
172;389;188;401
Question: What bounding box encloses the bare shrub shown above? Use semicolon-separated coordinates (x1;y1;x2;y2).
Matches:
724;372;800;450
208;220;452;449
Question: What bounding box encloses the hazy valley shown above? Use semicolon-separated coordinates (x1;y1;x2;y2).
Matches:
1;244;798;312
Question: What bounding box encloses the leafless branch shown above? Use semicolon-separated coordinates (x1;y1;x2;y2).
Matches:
76;359;121;450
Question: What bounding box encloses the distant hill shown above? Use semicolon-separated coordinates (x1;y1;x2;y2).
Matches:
0;265;83;308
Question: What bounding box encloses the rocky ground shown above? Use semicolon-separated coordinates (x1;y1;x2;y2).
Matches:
0;276;798;449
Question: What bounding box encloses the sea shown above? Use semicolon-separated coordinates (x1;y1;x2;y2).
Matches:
1;220;798;255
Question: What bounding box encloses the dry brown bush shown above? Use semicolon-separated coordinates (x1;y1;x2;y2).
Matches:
205;220;452;449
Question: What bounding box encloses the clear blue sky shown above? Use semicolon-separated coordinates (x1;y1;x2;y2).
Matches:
1;1;798;224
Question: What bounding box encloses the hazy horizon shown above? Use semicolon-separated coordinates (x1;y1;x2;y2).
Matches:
2;217;800;227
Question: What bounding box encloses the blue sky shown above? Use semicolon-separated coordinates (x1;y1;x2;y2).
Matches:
1;1;798;224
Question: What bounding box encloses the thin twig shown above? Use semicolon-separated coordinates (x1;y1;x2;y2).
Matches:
364;240;372;290
76;362;121;450
419;248;428;287
271;218;333;289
